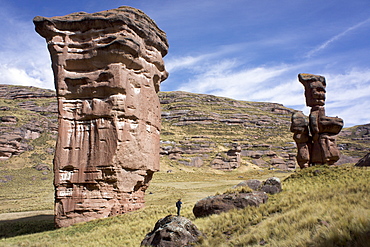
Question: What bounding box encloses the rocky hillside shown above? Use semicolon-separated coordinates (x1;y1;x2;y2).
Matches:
159;91;296;170
0;85;368;170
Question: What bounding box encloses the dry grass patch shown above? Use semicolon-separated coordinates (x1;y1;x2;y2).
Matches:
195;165;370;247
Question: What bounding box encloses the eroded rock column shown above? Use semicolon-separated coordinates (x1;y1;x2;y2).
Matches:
34;6;168;227
291;73;343;168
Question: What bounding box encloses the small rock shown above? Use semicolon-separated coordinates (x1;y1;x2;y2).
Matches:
355;153;370;167
260;177;282;194
246;179;262;190
259;239;267;245
0;106;10;111
33;164;51;171
0;116;17;123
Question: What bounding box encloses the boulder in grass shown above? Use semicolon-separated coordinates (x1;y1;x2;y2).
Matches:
260;177;282;195
193;191;268;218
141;215;203;247
354;153;370;167
233;179;261;190
234;177;282;195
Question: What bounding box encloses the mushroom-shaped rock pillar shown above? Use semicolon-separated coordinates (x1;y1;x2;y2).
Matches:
34;6;168;227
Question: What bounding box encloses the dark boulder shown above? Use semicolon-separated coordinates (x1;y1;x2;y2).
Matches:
355;153;370;167
141;215;203;247
233;177;282;195
246;179;262;190
260;177;282;194
233;179;261;191
193;191;268;218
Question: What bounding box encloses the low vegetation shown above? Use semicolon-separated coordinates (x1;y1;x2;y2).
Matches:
197;165;370;246
0;87;368;246
0;165;369;246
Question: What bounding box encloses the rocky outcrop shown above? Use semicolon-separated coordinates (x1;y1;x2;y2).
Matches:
1;83;365;173
234;177;282;195
337;123;370;157
259;177;282;194
210;145;241;170
34;6;168;227
355;153;370;167
0;133;28;160
0;114;55;160
234;179;262;190
141;215;203;247
0;85;55;99
0;85;57;161
291;74;343;168
193;191;268;218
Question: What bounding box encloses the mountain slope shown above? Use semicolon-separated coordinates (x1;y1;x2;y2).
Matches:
0;85;368;172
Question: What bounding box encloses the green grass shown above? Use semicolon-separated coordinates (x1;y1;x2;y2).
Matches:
0;165;368;246
0;168;53;214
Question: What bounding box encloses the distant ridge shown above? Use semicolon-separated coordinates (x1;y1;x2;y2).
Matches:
0;85;368;170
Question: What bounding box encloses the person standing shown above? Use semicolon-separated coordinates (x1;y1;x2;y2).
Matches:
176;199;182;216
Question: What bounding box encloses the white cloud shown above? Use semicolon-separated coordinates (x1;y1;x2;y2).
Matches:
165;43;247;73
306;17;370;58
165;55;209;72
0;65;46;87
171;52;370;127
0;48;53;89
0;13;54;89
178;62;290;97
321;69;370;126
332;101;370;127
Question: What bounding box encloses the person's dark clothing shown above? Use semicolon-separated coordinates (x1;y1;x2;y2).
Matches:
176;200;182;216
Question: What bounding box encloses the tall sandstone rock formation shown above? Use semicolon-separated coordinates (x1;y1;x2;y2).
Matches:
34;6;168;227
291;73;343;168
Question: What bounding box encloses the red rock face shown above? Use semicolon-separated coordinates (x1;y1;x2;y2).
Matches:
291;74;343;168
34;6;168;227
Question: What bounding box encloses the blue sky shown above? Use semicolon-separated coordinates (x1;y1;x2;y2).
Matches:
0;0;370;127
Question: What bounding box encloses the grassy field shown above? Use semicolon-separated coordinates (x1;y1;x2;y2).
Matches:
0;165;369;246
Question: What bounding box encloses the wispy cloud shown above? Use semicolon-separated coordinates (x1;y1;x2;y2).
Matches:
170;51;370;127
177;61;292;100
322;69;370;126
335;101;370;127
165;43;247;72
165;54;212;72
306;17;370;58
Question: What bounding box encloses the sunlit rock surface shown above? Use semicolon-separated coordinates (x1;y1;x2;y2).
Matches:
34;6;168;227
291;73;343;168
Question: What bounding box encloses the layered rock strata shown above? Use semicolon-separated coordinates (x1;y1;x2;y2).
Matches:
210;145;241;170
34;6;168;227
291;74;343;168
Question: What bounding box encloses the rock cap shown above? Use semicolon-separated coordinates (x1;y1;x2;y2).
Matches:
33;6;168;56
